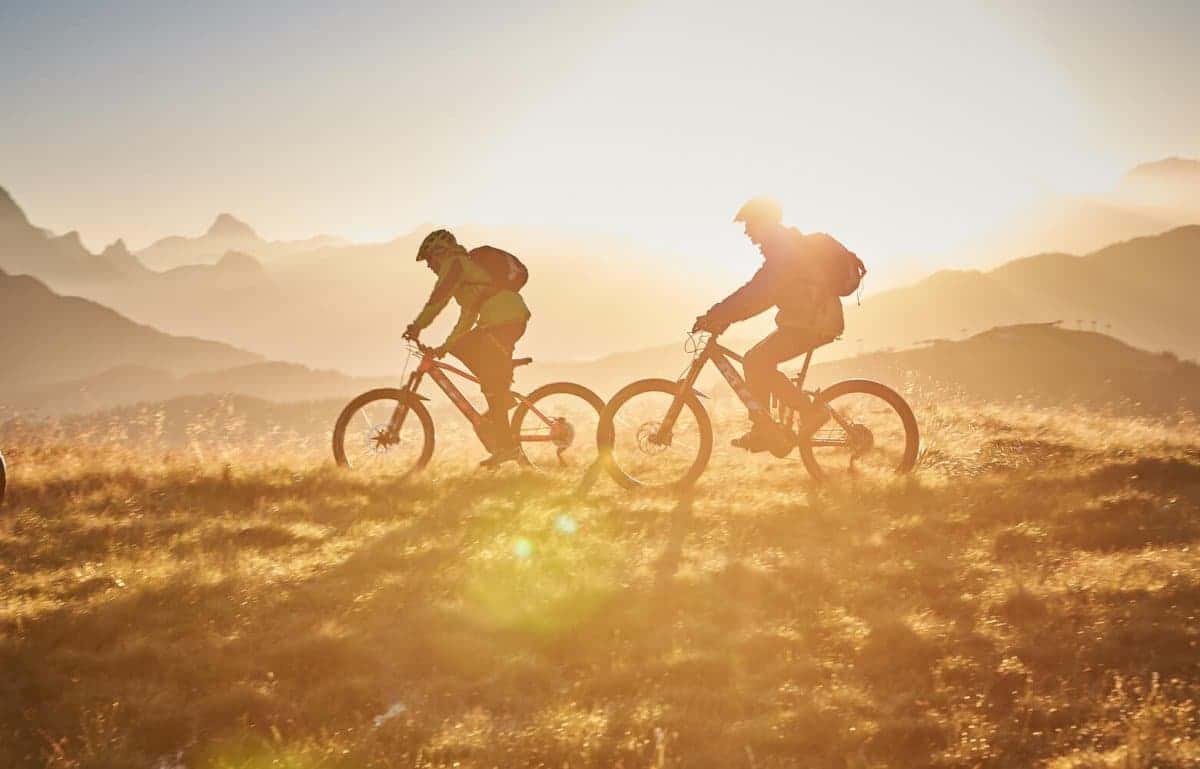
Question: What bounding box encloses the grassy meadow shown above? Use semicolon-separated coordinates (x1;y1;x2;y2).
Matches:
1;398;1199;768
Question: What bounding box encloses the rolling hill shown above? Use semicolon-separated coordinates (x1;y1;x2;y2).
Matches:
806;322;1200;415
5;361;393;415
846;225;1200;359
526;322;1200;417
0;269;261;390
0;269;410;415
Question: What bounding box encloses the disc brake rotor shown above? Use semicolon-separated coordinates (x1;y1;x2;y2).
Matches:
636;421;670;455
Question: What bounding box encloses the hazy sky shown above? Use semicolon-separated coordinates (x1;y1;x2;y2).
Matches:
2;0;1197;278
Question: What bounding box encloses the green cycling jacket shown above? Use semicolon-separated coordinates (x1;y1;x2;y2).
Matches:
411;250;531;347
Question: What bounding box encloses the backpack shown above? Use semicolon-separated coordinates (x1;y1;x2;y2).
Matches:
468;245;528;292
806;232;866;298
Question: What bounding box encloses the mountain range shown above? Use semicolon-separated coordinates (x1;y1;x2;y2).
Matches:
0;269;393;415
0;187;145;282
4;259;1197;420
1;157;1197;374
136;213;346;270
845;225;1200;358
957;157;1200;267
0;269;260;392
805;322;1200;416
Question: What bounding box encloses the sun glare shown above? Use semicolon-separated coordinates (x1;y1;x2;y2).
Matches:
455;0;1113;283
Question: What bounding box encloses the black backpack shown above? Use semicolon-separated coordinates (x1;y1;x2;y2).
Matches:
807;232;866;298
468;245;528;292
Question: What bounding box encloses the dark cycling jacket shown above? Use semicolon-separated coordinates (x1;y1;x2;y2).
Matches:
705;227;845;338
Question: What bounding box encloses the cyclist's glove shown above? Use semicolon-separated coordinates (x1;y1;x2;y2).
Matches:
692;314;727;334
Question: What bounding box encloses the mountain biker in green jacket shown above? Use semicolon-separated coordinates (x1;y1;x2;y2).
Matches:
402;229;532;467
693;197;846;453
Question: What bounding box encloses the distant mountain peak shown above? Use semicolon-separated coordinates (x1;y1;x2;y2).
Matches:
216;250;263;271
0;185;31;227
206;213;259;240
54;230;84;247
97;238;150;276
1124;157;1200;182
102;238;130;256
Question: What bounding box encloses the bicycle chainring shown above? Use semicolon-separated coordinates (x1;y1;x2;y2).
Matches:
550;417;575;452
845;423;875;456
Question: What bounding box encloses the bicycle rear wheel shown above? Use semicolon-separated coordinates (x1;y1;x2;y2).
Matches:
798;379;919;482
598;378;713;491
332;388;435;477
511;382;604;473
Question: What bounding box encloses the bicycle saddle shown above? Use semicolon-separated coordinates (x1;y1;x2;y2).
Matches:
513;357;533;367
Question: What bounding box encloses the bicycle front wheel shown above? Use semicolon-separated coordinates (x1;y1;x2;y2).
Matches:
511;382;604;473
798;379;919;482
332;388;435;477
598;378;713;492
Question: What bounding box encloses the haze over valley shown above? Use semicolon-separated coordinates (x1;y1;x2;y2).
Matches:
2;155;1197;383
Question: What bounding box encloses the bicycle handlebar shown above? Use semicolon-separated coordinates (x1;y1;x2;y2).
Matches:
403;338;436;357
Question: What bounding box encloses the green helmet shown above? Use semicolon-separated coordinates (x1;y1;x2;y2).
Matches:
733;197;782;225
416;229;460;262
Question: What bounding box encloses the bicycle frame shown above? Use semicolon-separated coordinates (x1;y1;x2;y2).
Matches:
655;334;849;449
386;350;560;443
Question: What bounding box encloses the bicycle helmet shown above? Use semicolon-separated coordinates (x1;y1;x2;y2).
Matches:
733;197;782;225
416;229;460;262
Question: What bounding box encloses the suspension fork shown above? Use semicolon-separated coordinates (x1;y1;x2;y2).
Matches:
654;351;707;443
387;367;425;435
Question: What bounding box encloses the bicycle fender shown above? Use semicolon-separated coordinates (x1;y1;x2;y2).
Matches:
675;380;708;399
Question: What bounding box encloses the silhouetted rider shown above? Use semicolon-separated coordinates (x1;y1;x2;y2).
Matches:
693;197;846;452
402;229;532;467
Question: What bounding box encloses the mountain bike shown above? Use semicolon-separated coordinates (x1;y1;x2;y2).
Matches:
333;341;604;476
597;331;920;490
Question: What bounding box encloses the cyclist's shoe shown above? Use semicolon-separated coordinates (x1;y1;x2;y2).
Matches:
731;425;775;453
479;446;521;469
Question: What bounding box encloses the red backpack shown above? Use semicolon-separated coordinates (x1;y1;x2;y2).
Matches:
468;245;529;292
806;232;866;298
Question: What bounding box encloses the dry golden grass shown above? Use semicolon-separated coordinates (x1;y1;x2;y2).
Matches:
1;401;1199;768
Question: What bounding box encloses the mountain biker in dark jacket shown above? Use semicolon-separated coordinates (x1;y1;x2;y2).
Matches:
402;229;532;467
693;197;846;453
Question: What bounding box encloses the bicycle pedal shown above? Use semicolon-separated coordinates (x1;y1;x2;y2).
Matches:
768;428;797;458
